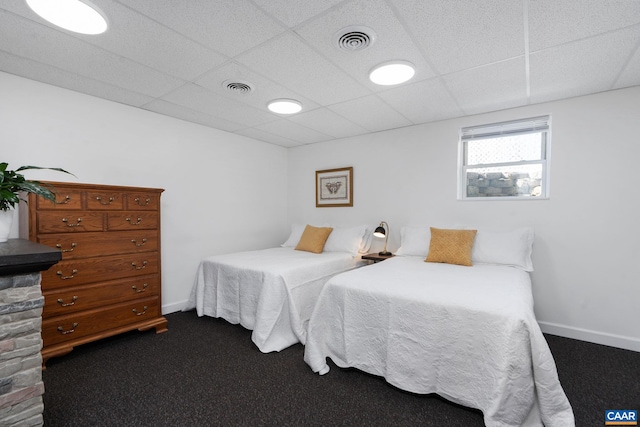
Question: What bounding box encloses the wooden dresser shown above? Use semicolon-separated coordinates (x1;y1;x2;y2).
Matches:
20;182;168;366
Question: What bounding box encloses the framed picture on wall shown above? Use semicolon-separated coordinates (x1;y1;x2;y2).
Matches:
316;167;353;207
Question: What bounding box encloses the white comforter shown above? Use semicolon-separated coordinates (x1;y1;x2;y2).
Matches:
304;256;574;427
184;247;362;352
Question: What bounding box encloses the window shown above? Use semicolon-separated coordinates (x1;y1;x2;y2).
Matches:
459;115;550;200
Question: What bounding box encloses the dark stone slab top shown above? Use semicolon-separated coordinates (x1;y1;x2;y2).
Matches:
0;239;62;276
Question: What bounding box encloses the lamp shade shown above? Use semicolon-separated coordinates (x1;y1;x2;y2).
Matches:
373;226;386;238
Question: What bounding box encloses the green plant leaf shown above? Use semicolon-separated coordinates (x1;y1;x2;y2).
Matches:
0;163;75;211
15;165;75;176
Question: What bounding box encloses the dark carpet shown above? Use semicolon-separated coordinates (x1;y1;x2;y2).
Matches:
42;311;640;426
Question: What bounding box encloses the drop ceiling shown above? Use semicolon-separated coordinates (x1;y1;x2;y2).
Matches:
1;0;639;147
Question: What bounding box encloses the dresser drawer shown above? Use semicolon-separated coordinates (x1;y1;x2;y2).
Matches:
38;231;159;259
36;188;83;210
107;212;158;231
36;211;104;233
42;275;159;318
86;190;124;210
41;253;159;289
42;296;160;347
126;193;160;211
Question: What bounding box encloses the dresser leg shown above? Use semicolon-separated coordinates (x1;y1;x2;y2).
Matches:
138;317;168;334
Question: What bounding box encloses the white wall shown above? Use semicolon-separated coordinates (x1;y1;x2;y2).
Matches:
0;72;289;313
288;86;640;352
3;70;638;351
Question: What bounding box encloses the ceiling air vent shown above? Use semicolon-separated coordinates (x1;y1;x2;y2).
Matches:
335;26;376;52
222;79;254;95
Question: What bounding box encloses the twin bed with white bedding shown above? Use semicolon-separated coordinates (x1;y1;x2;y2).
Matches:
184;224;370;352
184;247;363;352
304;226;574;427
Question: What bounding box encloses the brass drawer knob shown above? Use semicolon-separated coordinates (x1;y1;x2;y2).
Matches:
56;269;78;280
132;306;148;316
126;217;143;226
57;323;78;335
132;283;148;293
131;238;147;247
134;197;151;206
56;195;72;204
61;217;82;227
56;242;77;253
96;196;115;205
56;296;78;307
131;261;148;270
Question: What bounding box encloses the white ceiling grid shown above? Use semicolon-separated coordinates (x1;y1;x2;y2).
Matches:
0;0;638;147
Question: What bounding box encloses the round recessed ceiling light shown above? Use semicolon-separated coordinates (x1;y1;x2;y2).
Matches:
267;99;302;115
369;61;416;86
26;0;108;35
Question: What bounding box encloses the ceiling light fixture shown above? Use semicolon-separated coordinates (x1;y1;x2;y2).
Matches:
267;99;302;115
26;0;108;35
369;61;416;86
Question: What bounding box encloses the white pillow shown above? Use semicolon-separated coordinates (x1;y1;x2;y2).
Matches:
471;227;535;271
324;225;368;254
396;226;431;257
358;226;374;254
281;224;306;247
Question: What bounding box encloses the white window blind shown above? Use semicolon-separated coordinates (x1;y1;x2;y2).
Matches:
459;115;551;200
461;115;550;142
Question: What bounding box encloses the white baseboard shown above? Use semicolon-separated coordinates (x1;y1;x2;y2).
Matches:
539;321;640;353
162;300;189;315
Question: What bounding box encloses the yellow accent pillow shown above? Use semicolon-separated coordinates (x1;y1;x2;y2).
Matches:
425;228;477;266
295;225;334;254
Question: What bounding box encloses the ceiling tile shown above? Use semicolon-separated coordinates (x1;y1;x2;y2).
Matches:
6;0;226;81
377;78;463;124
89;1;227;80
0;52;154;107
235;32;371;105
389;0;524;74
251;0;344;28
234;127;301;147
252;118;334;145
328;95;413;132
529;0;640;52
288;107;370;139
615;44;640;90
1;1;638;148
142;99;245;132
530;26;640;104
295;0;436;90
0;12;186;97
195;61;321;112
160;83;276;127
443;58;527;115
119;0;286;57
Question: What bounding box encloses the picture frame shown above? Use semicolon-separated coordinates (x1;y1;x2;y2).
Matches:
316;167;353;207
